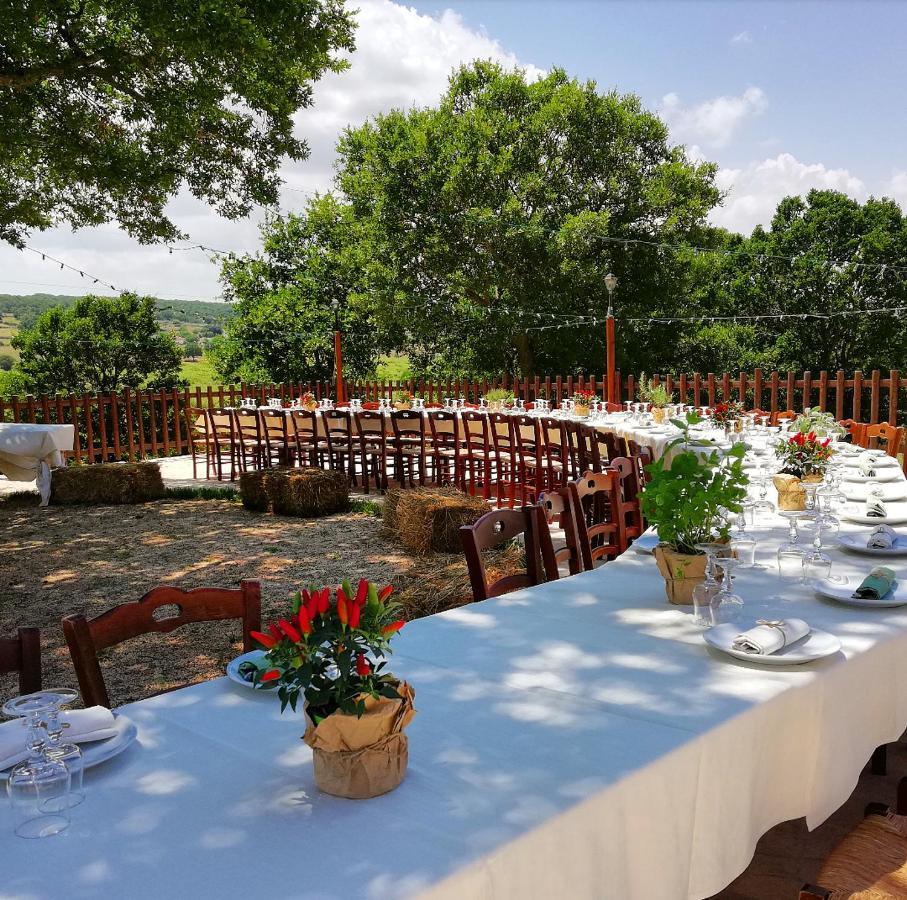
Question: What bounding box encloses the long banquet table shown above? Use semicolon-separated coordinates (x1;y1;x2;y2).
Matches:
3;472;907;898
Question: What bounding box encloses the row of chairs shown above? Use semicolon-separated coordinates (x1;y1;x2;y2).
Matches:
1;583;262;708
187;406;629;504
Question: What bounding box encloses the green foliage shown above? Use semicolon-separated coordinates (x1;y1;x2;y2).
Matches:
214;196;380;383
348;497;383;517
638;375;671;407
12;292;184;393
641;414;749;554
182;338;203;360
333;61;719;377
484;388;515;404
0;1;355;246
794;407;845;437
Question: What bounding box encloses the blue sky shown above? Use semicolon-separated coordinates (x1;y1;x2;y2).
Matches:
2;0;905;300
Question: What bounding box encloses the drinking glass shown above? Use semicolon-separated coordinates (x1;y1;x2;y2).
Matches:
800;516;833;582
713;557;745;623
691;542;726;627
623;401;633;416
41;688;84;808
3;694;71;838
777;512;807;576
731;513;758;567
750;465;776;518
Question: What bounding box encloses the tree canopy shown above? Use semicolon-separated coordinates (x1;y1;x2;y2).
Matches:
0;0;355;246
12;292;183;393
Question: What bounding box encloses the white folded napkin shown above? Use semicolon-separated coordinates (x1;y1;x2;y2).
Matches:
868;524;897;549
0;706;117;771
865;488;887;518
859;452;877;477
732;618;811;655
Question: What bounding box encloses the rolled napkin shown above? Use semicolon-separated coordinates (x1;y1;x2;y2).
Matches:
851;566;897;601
859;452;877;478
868;524;897;550
732;618;811;655
865;488;887;518
0;706;117;771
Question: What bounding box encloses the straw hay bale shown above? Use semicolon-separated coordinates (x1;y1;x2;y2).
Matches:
50;462;165;505
393;487;488;555
240;467;348;517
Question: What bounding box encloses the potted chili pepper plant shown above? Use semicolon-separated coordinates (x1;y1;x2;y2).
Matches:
249;579;415;799
772;430;833;510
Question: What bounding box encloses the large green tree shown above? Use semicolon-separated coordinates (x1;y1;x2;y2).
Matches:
0;0;354;246
333;61;721;377
213;194;379;384
12;292;183;392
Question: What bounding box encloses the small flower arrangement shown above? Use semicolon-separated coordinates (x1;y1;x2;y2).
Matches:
298;391;317;411
572;389;599;405
392;389;413;409
709;400;744;428
775;431;834;478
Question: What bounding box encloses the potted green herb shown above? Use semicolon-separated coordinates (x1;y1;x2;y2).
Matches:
639;375;672;424
392;389;413;410
484;388;515;412
641;413;749;604
793;407;845;438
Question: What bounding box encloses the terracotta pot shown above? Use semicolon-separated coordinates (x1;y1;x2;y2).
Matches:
574;404;590;418
773;473;823;511
653;544;708;605
652;406;668;424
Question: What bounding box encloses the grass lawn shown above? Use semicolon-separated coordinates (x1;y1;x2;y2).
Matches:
375;353;411;381
180;355;219;388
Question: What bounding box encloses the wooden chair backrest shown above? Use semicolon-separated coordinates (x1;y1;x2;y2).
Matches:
537;489;580;577
511;414;542;467
774;410;798;425
609;456;643;542
838;419;866;445
427;410;459;448
63;581;262;709
258;408;287;441
209;409;234;439
390;409;426;443
459;507;544;602
0;627;42;695
569;470;623;568
488;412;514;455
865;422;903;457
539;417;567;458
290;409;318;442
233;408;261;443
460;410;490;454
186;407;211;442
355;410;388;445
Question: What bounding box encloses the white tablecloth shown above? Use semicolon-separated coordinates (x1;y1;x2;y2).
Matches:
0;422;74;504
3;478;907;899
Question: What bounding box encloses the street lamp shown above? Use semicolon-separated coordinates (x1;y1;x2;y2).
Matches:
604;273;617;405
331;298;345;405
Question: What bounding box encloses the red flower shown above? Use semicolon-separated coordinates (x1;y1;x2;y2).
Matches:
381;620;405;636
348;602;361;629
278;618;301;643
260;669;281;682
250;630;277;649
355;653;370;677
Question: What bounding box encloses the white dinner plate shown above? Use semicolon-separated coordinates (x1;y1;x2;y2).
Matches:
842;484;907;502
632;532;660;554
841;469;902;483
0;713;137;780
703;624;841;665
837;533;907;557
226;650;268;688
812;576;907;608
843;455;899;468
840;511;907;526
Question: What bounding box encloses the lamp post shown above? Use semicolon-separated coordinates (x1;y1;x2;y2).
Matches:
604;272;617;406
332;298;345;406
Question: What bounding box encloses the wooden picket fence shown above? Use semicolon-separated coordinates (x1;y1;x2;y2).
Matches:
0;368;904;465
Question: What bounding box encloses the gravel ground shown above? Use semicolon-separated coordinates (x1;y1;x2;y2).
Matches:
0;498;416;707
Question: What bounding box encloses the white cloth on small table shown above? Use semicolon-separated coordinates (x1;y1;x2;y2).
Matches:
0;422;74;505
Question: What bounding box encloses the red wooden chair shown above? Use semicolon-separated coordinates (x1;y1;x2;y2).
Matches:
538;417;569;490
0;627;42;695
322;410;357;484
511;413;545;504
289;408;328;468
460;410;493;499
536;488;581;577
390;409;428;487
838;418;867;446
865;422;904;458
354;410;392;493
459;507;546;602
488;412;518;507
569;470;624;568
259;408;290;467
186;407;235;480
609;456;645;548
62;581;262;709
232;408;267;472
427;410;462;488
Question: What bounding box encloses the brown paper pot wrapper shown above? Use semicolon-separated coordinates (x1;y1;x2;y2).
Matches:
304;682;416;799
652;407;668;424
573;404;590;418
773;473;823;511
653;545;708;604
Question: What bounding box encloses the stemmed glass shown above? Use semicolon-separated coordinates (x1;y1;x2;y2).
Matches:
800;515;833;582
713;557;745;622
623;400;633;417
731;511;758;568
691;542;726;627
777;511;807;576
3;693;71;838
42;688;84;808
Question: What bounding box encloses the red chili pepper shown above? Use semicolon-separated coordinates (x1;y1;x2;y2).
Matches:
305;596;319;621
268;624;283;643
301;588;311;607
377;585;393;603
297;607;312;636
381;620;405;636
249;630;277;649
355;653;370;677
318;588;331;614
348;602;361;629
278;618;301;643
337;596;349;626
355;578;369;607
260;669;281;682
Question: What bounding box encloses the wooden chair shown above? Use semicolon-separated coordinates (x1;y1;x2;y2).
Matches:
186;407;233;481
838;418;867;446
538;417;569;490
427;410;462;488
62;581;262;709
232;407;266;472
459;507;545;602
258;408;290;468
569;470;624;568
609;456;644;548
389;409;427;487
488;412;518;507
0;627;42;695
564;420;587;479
460;410;493;500
322;410;357;484
774;410;798;426
865;422;904;458
289;408;327;468
536;488;581;577
800;778;907;900
512;413;545;504
355;410;391;493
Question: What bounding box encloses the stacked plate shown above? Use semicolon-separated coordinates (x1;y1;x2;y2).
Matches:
812;576;907;608
703;624;841;665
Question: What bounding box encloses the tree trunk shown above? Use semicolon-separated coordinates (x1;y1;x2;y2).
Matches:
514;333;534;376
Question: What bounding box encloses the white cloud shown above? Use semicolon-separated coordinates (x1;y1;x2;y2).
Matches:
887;171;907;208
710;152;867;234
0;0;543;300
730;30;753;44
659;86;768;149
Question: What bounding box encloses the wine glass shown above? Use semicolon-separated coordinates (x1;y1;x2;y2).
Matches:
41;688;84;808
777;512;807;576
691;542;726;627
3;694;71;838
713;557;745;623
800;516;833;582
731;511;758;568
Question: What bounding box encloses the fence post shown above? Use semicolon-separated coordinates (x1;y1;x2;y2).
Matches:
870;370;881;424
123;388;135;461
852;370;863;422
889;370;900;426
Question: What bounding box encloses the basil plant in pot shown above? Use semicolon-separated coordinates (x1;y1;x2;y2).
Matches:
641;413;749;604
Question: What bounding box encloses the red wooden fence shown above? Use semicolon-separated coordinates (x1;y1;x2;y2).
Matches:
0;369;903;464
